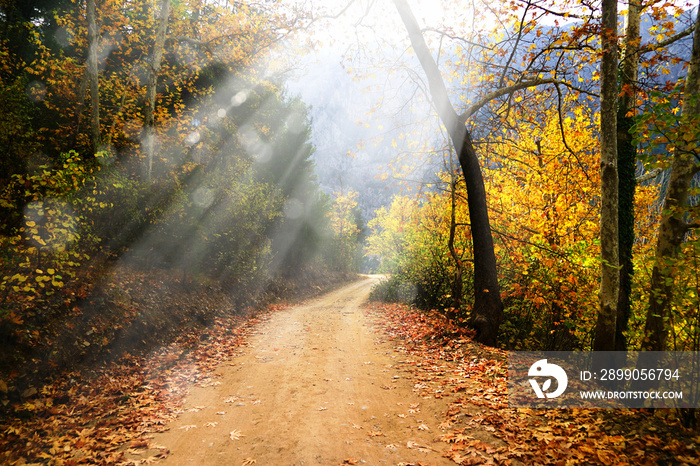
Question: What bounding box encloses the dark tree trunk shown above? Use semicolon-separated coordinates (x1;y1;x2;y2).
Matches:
615;0;642;351
453;123;503;345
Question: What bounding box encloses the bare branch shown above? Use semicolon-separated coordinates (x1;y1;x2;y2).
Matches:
499;0;532;88
420;27;493;50
511;0;588;20
554;82;592;182
319;0;358;20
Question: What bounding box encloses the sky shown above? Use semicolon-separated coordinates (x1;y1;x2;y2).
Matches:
282;0;461;217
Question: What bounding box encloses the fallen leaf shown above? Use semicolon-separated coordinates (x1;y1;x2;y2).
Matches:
129;439;150;449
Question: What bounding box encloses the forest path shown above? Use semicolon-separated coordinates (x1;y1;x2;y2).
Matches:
148;275;453;465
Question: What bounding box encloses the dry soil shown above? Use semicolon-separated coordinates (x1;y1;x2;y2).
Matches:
147;275;453;465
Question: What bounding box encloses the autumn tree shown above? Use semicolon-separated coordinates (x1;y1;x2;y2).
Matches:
86;0;100;154
328;190;363;273
393;0;503;345
593;0;619;351
639;8;700;351
615;0;698;350
615;0;642;351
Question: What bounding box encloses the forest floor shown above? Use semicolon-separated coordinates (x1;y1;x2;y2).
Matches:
1;276;700;465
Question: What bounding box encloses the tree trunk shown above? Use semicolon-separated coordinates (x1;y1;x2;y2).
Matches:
615;0;642;351
144;0;171;181
393;0;503;346
593;0;619;352
642;9;700;351
87;0;100;153
447;168;464;313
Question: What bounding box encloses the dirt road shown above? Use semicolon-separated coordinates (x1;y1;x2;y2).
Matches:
149;276;452;465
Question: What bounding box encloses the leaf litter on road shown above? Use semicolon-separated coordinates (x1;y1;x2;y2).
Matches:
367;302;700;465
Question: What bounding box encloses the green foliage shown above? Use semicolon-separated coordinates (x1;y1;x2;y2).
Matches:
0;151;99;312
325;190;364;273
365;192;473;311
369;277;421;305
0;75;39;181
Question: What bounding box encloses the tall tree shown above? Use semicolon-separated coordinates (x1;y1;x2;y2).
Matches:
86;0;100;154
393;0;503;346
144;0;171;181
642;7;700;351
616;0;643;351
593;0;619;352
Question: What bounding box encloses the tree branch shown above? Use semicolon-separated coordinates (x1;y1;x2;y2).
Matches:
393;0;460;134
636;167;663;183
638;24;696;55
511;0;588;20
420;27;493;50
499;0;532;88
